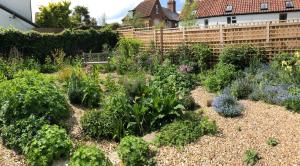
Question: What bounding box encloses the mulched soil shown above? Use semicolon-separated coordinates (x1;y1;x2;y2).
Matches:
0;86;299;166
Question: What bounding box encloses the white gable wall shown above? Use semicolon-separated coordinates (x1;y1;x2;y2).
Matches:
0;8;34;31
0;0;32;21
195;11;300;27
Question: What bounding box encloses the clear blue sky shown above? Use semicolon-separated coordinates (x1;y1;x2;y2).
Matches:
32;0;185;23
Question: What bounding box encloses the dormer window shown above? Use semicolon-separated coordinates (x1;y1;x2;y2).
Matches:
286;1;294;8
128;10;134;19
156;4;159;14
226;5;233;12
261;3;268;10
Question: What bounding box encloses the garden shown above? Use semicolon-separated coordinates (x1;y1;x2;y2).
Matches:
0;28;299;166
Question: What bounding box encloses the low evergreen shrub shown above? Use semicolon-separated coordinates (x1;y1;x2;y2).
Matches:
24;125;72;166
117;136;155;166
201;63;239;93
212;94;244;117
0;115;48;153
155;117;217;147
69;145;112;166
0;71;69;125
230;77;254;99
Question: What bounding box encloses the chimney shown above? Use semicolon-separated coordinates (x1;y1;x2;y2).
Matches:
168;0;176;13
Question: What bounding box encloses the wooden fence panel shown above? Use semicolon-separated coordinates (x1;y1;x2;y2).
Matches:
117;20;300;58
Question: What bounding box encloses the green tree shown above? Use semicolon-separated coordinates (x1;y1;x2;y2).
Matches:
123;11;144;28
36;1;72;28
180;0;198;27
71;6;97;27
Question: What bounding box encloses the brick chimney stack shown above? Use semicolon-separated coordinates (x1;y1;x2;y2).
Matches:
168;0;176;13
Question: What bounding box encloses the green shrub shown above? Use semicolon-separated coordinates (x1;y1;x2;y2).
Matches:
201;63;239;92
0;58;13;79
283;98;300;113
80;110;115;139
243;149;260;166
24;125;72;166
0;115;48;153
220;45;265;70
155;117;217;147
0;28;118;62
117;136;155;166
69;145;112;166
0;71;69;125
117;38;142;58
118;72;147;98
166;44;212;73
266;137;279;147
68;72;101;108
230;77;254;99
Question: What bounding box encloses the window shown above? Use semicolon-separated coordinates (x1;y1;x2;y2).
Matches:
279;13;288;21
128;10;134;19
156;4;159;14
232;16;237;24
204;19;209;27
261;3;268;10
226;5;233;12
227;16;237;24
286;1;294;8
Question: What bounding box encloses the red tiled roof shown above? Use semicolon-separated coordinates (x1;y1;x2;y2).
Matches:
196;0;300;18
134;0;158;17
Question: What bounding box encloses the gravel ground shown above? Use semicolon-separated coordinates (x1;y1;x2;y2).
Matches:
1;86;299;166
155;87;300;166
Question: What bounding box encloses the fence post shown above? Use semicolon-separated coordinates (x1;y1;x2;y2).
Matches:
183;27;186;45
220;25;224;45
160;27;164;62
266;21;271;59
154;28;157;49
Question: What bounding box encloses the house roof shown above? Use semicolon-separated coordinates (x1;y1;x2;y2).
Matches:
162;7;179;21
0;4;38;27
196;0;300;18
134;0;157;17
132;0;179;21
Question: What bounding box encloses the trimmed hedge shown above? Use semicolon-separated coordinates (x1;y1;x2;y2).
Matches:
0;28;118;62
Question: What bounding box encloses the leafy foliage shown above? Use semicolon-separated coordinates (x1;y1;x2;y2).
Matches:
0;116;48;153
0;28;118;63
201;63;239;92
155;117;217;147
212;94;244;117
36;1;72;28
117;136;155;166
219;44;265;70
166;44;212;73
24;125;72;166
68;71;102;108
243;149;260;166
266;137;279;147
230;77;254;99
0;71;69;125
81;110;115;139
69;145;112;166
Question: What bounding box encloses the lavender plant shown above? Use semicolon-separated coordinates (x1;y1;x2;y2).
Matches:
212;94;244;117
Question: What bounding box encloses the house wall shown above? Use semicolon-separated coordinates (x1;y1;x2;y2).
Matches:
194;11;300;26
0;8;34;31
0;0;32;21
148;0;167;27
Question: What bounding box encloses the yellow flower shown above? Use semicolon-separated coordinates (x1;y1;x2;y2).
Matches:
282;60;288;66
295;51;300;58
286;66;292;72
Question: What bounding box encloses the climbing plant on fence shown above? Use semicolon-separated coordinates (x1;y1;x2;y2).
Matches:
0;28;118;62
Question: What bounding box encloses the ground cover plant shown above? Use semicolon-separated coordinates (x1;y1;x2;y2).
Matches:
212;93;244;117
155;116;217;147
243;149;260;166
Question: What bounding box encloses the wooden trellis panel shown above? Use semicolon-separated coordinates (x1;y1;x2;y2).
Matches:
117;20;300;59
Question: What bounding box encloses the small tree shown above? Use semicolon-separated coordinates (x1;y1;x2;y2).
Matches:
71;5;97;27
123;12;144;28
180;0;198;27
36;1;72;28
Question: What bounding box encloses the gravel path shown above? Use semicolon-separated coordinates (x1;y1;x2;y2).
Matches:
155;87;300;165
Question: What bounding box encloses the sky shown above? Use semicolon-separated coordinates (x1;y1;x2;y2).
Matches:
31;0;185;24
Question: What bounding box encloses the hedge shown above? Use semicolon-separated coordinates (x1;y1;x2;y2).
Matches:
0;28;118;62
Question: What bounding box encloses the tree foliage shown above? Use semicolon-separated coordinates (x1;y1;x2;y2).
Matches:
71;6;97;27
180;0;198;27
36;1;72;28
